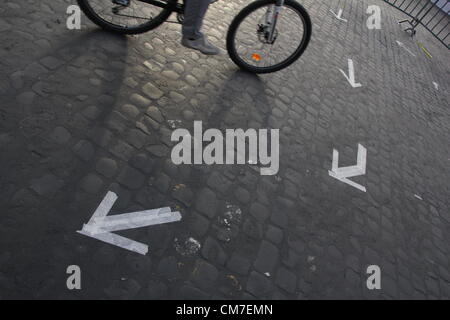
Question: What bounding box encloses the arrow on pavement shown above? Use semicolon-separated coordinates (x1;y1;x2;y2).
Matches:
339;59;362;88
330;9;348;22
396;40;416;57
433;82;439;90
77;191;181;255
328;143;367;192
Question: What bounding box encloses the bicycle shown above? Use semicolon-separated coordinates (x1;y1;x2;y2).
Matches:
76;0;312;73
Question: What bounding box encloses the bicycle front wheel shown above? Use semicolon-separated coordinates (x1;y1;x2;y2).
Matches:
226;0;312;74
77;0;176;34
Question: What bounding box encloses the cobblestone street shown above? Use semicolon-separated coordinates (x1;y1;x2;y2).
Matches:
0;0;449;299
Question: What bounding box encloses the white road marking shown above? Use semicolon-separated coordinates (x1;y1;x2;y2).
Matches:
330;9;348;22
396;41;416;57
433;82;439;90
329;144;367;192
339;59;362;88
77;191;182;255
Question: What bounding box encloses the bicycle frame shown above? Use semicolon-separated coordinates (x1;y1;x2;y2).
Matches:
137;0;183;14
115;0;287;45
135;0;285;23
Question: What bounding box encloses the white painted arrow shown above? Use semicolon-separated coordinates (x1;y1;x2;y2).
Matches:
328;143;367;192
433;82;439;90
396;40;416;57
339;59;362;88
77;191;181;255
330;9;348;22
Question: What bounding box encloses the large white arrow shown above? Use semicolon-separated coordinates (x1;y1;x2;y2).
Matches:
339;59;362;88
328;143;367;192
77;191;181;255
330;9;348;22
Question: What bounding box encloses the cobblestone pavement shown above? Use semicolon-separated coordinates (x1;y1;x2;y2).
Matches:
0;0;449;299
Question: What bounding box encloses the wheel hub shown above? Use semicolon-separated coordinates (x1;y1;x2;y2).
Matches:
257;24;278;44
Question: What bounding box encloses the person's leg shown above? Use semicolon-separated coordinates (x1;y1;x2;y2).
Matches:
181;0;221;55
182;0;210;40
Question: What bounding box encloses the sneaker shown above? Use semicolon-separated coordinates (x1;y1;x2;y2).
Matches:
181;36;222;55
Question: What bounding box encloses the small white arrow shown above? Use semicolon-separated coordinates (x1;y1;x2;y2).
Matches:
339;59;362;88
328;144;367;192
330;9;348;22
433;82;439;90
396;41;416;57
77;191;181;255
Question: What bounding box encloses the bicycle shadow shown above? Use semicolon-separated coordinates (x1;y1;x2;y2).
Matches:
1;29;133;299
54;29;129;116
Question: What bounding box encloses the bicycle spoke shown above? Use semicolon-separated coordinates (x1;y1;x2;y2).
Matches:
113;12;153;20
84;0;164;28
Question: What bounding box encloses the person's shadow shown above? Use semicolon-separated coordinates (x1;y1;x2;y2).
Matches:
206;70;272;131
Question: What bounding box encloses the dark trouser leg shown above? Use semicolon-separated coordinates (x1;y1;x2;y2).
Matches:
182;0;211;40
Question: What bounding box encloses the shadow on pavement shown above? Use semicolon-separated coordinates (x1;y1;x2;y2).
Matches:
208;70;272;130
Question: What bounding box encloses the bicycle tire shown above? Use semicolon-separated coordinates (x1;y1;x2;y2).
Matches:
76;0;176;34
226;0;312;74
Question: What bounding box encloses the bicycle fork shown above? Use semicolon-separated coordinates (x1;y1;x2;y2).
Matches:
265;0;284;43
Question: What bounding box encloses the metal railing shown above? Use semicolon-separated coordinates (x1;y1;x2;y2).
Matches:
383;0;450;48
